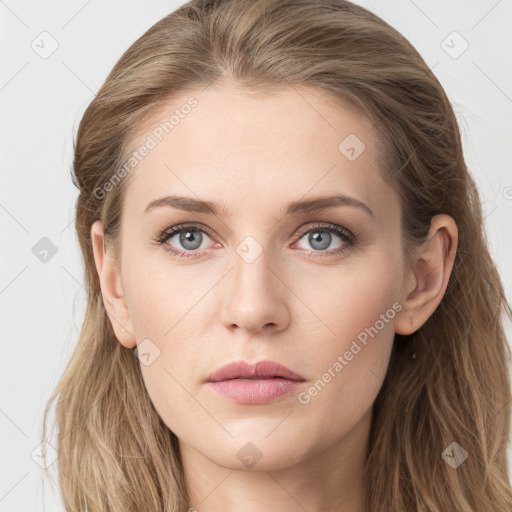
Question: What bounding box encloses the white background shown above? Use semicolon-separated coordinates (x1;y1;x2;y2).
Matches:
1;0;511;510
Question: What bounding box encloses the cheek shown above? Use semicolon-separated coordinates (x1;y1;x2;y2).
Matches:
122;262;219;431
292;255;400;421
125;254;212;340
292;251;400;349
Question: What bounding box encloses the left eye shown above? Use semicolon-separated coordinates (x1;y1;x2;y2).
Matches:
295;227;348;252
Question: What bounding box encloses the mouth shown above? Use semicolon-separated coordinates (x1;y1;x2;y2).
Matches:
205;359;306;405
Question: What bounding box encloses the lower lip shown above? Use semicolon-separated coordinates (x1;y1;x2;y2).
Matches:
206;378;304;405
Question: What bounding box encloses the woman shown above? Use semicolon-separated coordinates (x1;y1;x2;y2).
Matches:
42;0;512;510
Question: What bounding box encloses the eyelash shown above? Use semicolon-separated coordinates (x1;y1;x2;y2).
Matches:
154;222;357;260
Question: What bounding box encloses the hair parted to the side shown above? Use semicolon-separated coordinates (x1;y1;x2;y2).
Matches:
41;0;512;510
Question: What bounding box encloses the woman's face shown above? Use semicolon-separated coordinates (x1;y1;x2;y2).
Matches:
102;82;408;470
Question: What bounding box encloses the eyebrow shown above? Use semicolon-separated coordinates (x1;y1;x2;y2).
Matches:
144;194;375;219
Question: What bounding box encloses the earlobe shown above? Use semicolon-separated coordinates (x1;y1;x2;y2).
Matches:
90;220;137;349
394;214;458;336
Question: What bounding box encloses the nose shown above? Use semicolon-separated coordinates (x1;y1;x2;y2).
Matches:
219;246;291;336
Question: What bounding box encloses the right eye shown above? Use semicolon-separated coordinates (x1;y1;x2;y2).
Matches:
156;223;218;258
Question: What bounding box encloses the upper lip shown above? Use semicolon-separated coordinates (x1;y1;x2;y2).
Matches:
206;360;306;382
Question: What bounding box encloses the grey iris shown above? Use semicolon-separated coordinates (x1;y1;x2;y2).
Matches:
180;229;202;250
309;230;331;250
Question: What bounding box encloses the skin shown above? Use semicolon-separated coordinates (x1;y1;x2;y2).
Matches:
91;81;458;512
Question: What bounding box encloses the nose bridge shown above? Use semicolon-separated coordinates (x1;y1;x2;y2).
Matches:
234;236;274;295
220;232;290;333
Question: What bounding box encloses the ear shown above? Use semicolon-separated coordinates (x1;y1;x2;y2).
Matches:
90;220;137;348
394;214;458;335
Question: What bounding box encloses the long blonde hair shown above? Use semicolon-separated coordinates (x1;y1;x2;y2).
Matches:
42;0;512;510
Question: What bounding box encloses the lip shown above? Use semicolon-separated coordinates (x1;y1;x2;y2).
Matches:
206;359;305;382
205;360;306;405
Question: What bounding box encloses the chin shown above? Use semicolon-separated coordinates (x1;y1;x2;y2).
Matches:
203;436;310;472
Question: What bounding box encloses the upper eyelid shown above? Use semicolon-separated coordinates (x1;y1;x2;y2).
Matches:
294;222;352;237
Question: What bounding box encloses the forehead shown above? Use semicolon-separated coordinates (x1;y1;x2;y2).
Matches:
121;82;395;224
